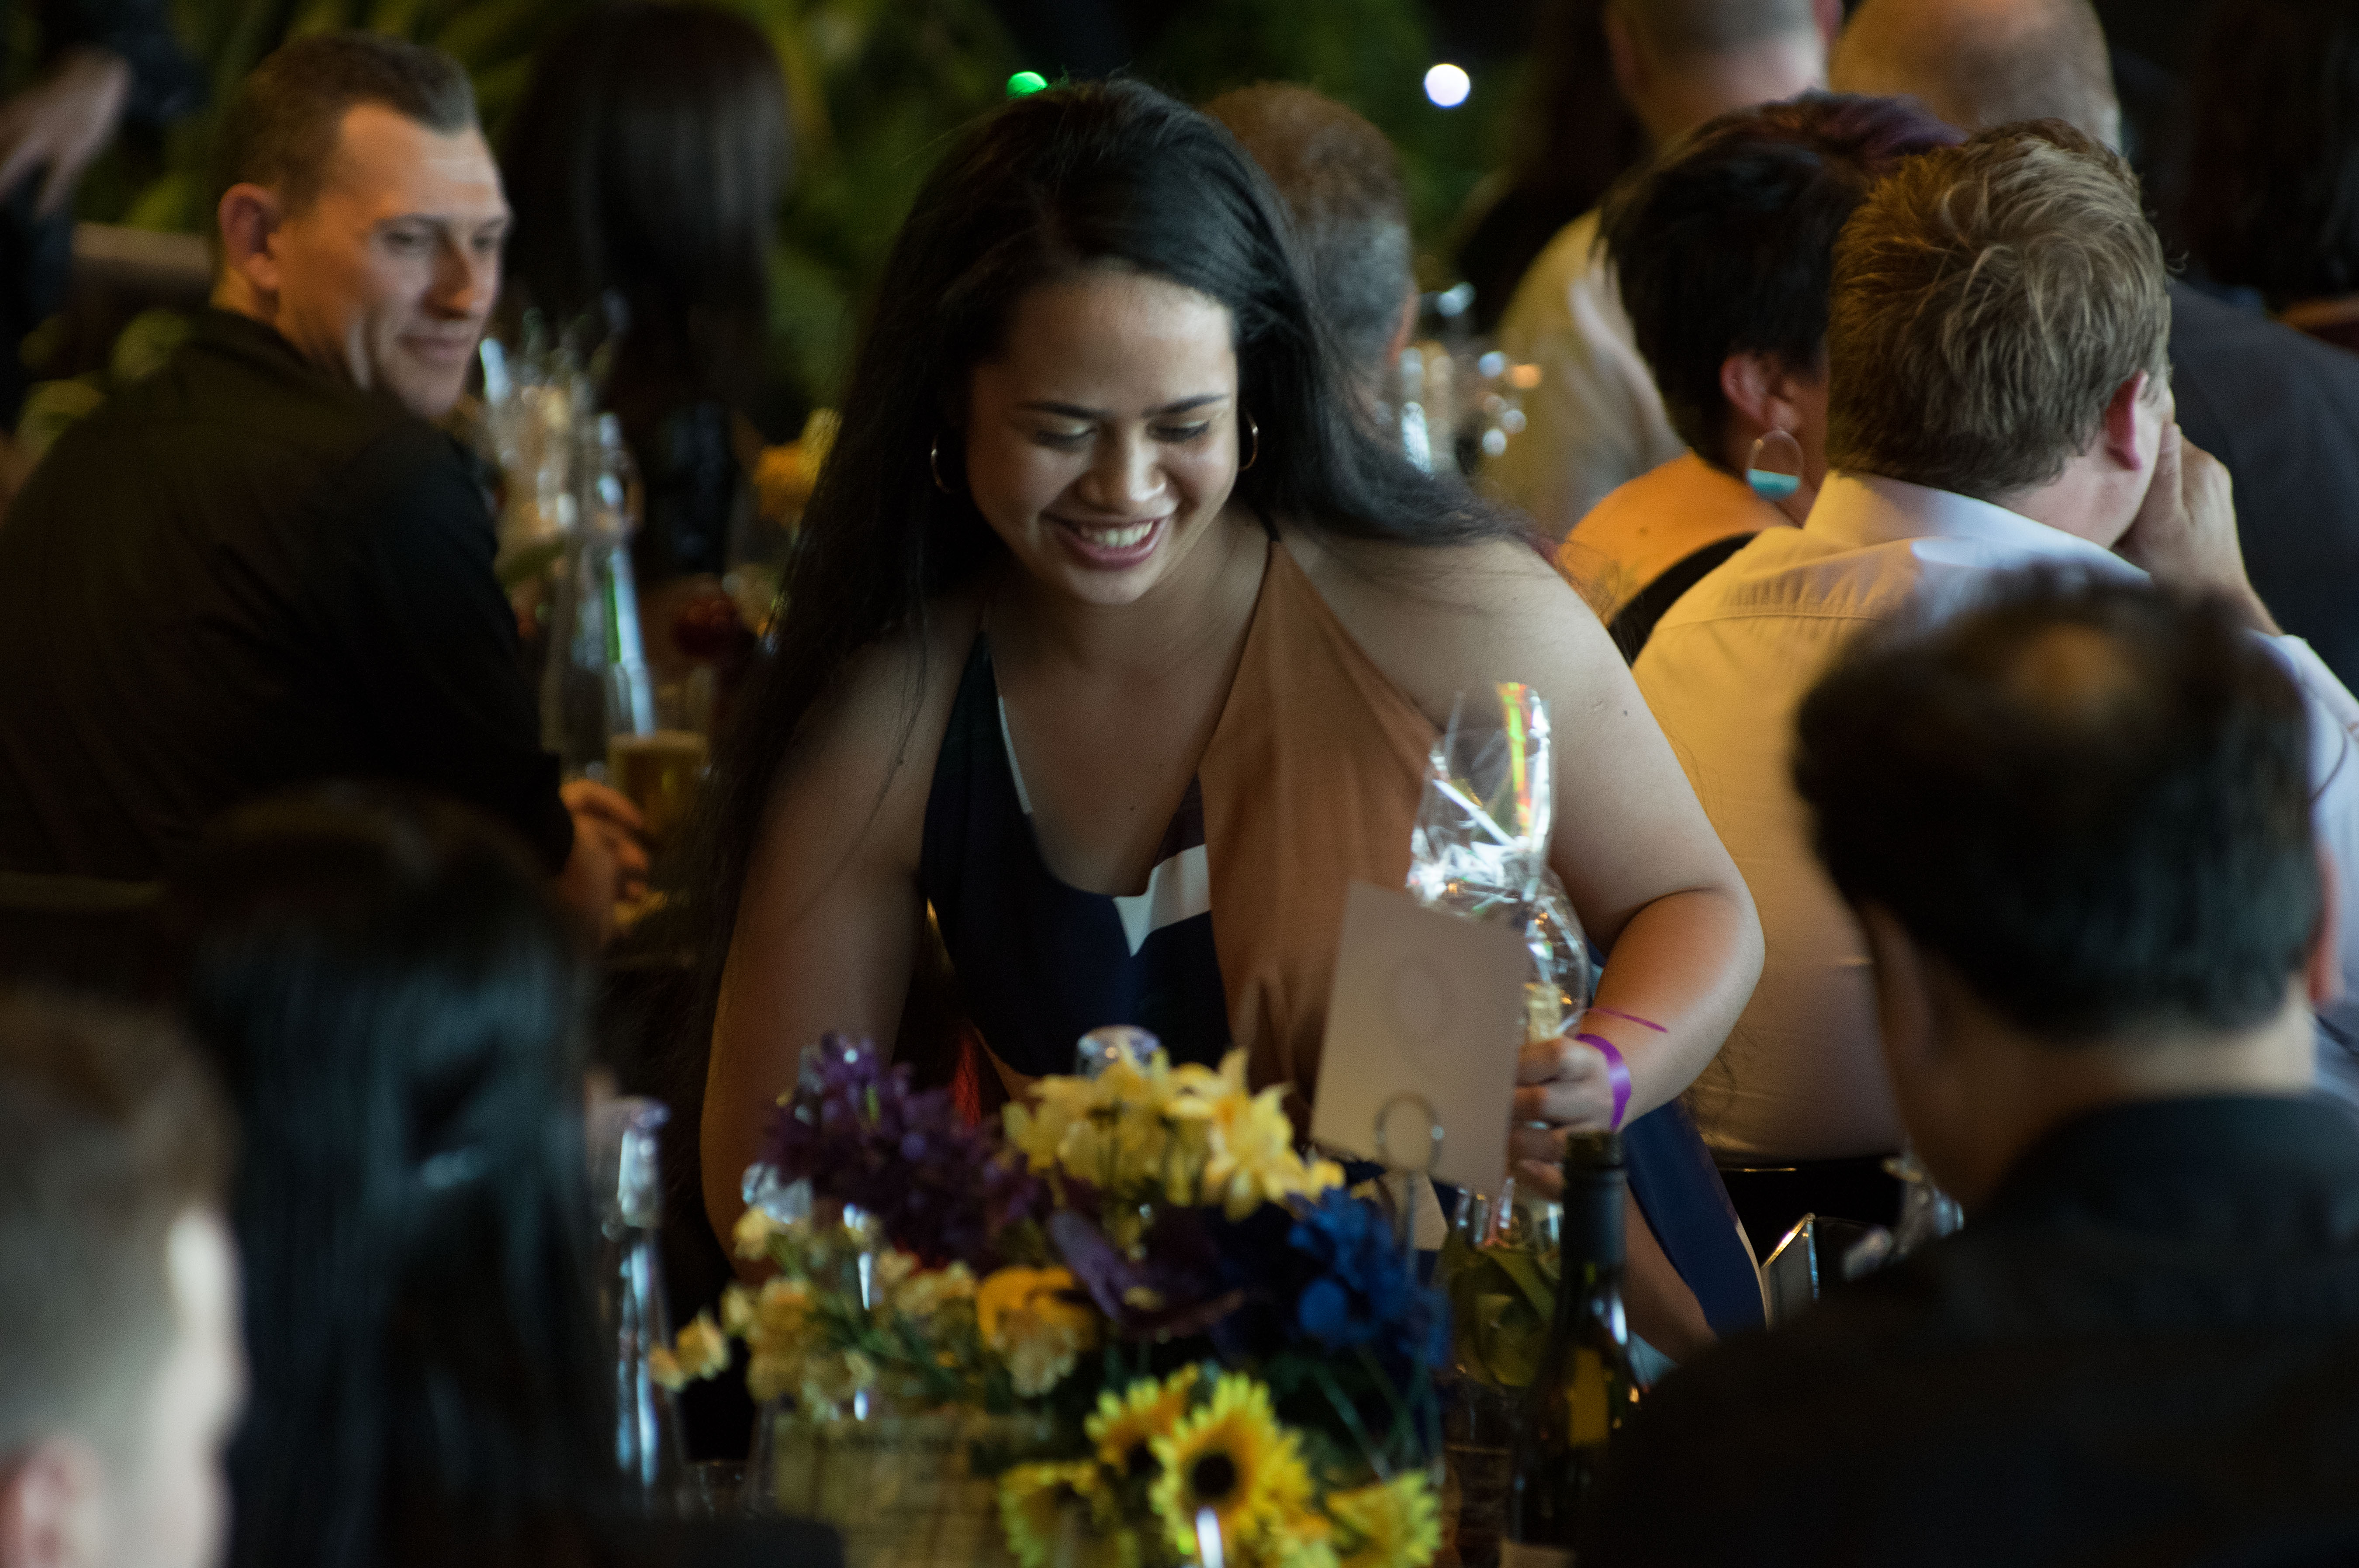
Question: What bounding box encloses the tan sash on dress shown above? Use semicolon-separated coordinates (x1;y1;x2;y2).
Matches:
1200;541;1437;1119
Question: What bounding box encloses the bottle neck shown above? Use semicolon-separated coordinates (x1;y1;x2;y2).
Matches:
1555;1170;1626;1326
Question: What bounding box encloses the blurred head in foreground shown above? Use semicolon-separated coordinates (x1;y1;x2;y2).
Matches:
0;994;239;1568
211;33;504;421
1203;83;1415;411
159;789;609;1568
1795;573;2328;1206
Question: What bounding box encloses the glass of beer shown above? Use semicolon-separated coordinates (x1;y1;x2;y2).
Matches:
606;676;712;849
607;729;706;847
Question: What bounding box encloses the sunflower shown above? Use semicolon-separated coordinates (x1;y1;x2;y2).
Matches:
998;1461;1112;1568
1148;1375;1311;1557
1325;1472;1442;1568
1086;1364;1201;1478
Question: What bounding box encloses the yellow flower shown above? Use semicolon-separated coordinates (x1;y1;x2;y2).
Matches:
732;1204;781;1261
1148;1375;1311;1558
977;1267;1092;1339
739;1278;817;1404
979;1266;1097;1395
648;1310;730;1390
998;1462;1113;1568
1085;1365;1200;1477
1325;1473;1442;1568
891;1260;977;1321
1271;1527;1342;1568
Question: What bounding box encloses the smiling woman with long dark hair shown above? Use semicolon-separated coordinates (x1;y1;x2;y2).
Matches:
692;80;1766;1354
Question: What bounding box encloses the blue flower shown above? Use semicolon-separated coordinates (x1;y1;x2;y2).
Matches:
1286;1190;1449;1371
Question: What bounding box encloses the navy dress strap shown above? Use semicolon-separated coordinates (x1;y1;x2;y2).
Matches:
1625;1100;1765;1335
918;634;1231;1079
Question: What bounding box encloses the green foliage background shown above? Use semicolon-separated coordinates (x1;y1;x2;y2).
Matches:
70;0;1516;410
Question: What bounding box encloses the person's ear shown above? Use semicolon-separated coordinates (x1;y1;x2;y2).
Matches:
1603;3;1646;104
1387;286;1417;370
2099;370;2155;472
0;1440;106;1568
215;183;285;300
1719;351;1814;440
2309;845;2344;1010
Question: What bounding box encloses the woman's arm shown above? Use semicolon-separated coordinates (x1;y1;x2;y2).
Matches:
1302;534;1764;1167
699;612;970;1252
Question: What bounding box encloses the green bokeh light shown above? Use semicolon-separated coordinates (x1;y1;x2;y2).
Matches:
1006;70;1049;98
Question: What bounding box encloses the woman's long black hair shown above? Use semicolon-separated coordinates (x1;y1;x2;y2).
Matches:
158;788;611;1568
500;0;792;416
686;78;1512;1086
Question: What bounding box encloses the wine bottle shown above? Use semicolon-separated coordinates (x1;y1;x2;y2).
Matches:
1502;1131;1639;1565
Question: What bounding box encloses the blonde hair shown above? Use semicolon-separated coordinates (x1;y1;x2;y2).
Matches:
1825;121;2169;502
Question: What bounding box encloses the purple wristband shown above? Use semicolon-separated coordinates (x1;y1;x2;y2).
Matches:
1575;1033;1633;1130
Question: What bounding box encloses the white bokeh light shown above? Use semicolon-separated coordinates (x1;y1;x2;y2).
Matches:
1424;63;1471;108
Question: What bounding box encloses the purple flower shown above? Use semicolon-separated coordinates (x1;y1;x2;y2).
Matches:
756;1034;1042;1270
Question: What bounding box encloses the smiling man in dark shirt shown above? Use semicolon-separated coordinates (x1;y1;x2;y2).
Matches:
0;33;640;964
1589;573;2359;1567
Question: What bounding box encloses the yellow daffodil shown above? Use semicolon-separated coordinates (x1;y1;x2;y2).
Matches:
1325;1472;1442;1568
1085;1364;1200;1478
1149;1375;1311;1558
647;1310;730;1391
732;1202;781;1261
737;1278;817;1404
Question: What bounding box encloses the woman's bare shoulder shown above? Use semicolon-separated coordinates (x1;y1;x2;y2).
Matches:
765;587;985;839
1287;525;1615;722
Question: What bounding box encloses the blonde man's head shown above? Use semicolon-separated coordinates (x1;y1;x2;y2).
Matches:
1825;121;2169;503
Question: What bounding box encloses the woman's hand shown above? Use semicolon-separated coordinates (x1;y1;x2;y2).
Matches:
1510;1033;1616;1180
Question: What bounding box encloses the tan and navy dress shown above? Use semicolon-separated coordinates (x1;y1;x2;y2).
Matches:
919;532;1763;1332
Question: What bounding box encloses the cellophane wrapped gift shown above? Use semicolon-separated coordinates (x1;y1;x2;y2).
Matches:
1410;683;1593;1568
1406;681;1592;1041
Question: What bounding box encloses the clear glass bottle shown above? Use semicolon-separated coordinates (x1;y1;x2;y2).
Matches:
591;1095;686;1506
542;413;655;774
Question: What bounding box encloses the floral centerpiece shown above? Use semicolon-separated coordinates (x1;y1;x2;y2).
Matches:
663;1033;1448;1568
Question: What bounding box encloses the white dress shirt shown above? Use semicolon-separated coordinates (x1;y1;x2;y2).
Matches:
1634;472;2359;1160
1484;211;1687;540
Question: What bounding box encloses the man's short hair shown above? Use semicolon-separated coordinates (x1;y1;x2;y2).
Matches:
1795;573;2321;1043
1202;83;1411;393
213;32;477;215
1615;0;1821;59
1825;121;2170;501
1831;0;2121;149
0;993;231;1460
1604;93;1959;467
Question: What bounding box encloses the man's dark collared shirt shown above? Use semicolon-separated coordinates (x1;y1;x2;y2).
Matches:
1590;1096;2359;1567
0;308;571;878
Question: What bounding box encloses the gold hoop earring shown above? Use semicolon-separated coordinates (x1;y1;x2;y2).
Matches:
1239;414;1260;472
930;436;955;494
